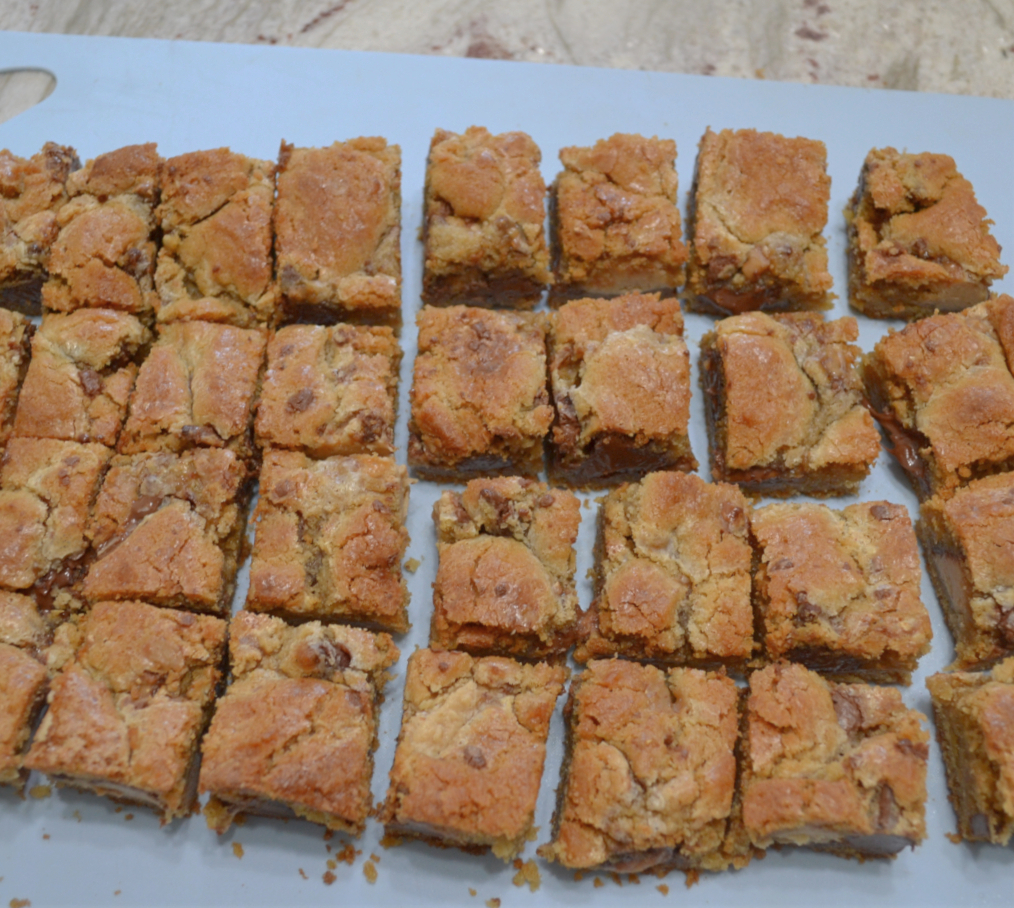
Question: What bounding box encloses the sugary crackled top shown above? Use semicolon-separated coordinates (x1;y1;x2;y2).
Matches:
692;128;832;294
0;310;32;430
715;312;880;471
593;471;753;659
543;658;738;869
66;144;160;203
743;662;928;845
752;501;931;661
852;147;1007;286
0;590;46;649
425;126;549;278
551;293;690;444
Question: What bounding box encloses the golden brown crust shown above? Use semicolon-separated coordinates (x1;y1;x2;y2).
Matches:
381;648;567;859
423;127;549;308
846;147;1007;319
686;129;832;314
0;310;33;447
155;148;277;326
255;324;400;457
246;451;410;632
408;306;552;479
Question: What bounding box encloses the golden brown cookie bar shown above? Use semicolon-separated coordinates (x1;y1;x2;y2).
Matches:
550;133;686;304
119;320;266;460
274;138;401;327
926;658;1014;845
701;311;880;497
246;451;410;632
25;599;225;822
42;143;160;318
548;293;695;487
919;474;1014;668
751;501;931;684
0;310;33;450
742;662;929;859
423;126;549;309
846;148;1007;320
255;324;400;458
864;295;1014;500
576;471;753;668
408;305;552;480
380;648;567;859
539;659;741;873
80;449;250;614
155;148;277;326
685;128;833;315
12;310;149;447
431;477;581;660
200;611;398;835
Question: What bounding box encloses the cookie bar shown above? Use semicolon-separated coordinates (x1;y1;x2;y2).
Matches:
864;295;1014;500
25;599;225;822
408;305;552;480
12;310;149;447
751;501;932;684
742;662;929;858
255;323;400;458
548;292;695;487
200;611;398;835
155;147;276;326
422;126;549;308
43;143;160;318
0;310;33;450
246;451;410;633
539;659;740;873
846;147;1007;320
431;477;581;659
685;128;833;314
0;142;78;313
274;138;401;327
380;648;568;859
80;449;250;614
575;471;753;668
926;658;1014;845
550;133;686;304
701;312;880;497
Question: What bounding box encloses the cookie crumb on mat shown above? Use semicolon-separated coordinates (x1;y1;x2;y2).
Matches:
29;785;50;799
232;843;244;859
363;861;377;884
322;871;336;886
657;884;669;895
404;558;421;573
512;859;540;892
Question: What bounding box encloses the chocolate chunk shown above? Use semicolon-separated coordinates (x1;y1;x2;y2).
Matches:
794;592;822;623
720;501;745;534
181;424;222;446
479;487;513;527
770;557;794;572
286;388;315;413
831;689;863;734
299;638;352;677
462;745;487;769
876;784;900;832
78;367;103;398
869;504;894;521
358;413;386;444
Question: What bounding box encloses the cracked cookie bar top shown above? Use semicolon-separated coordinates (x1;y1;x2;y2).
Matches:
686;128;832;315
0;310;33;451
846;147;1006;320
200;611;398;835
381;648;567;860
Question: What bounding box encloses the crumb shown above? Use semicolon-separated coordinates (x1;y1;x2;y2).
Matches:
657;884;669;895
946;833;963;844
582;498;590;509
469;888;477;897
485;900;501;908
610;872;623;886
326;844;332;853
511;859;541;892
593;878;604;888
629;873;640;884
124;814;134;821
684;869;700;889
363;861;377;884
10;899;31;908
335;843;357;865
114;807;123;813
370;853;380;863
322;871;336;886
525;825;539;842
574;871;585;881
404;557;421;573
298;869;308;880
323;829;334;841
380;833;403;848
72;811;82;823
232;842;244;859
512;859;523;870
41;834;49;840
114;892;121;897
326;859;337;871
29;785;51;799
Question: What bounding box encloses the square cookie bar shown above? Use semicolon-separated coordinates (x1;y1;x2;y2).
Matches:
751;501;932;684
422;126;549;308
576;471;753;668
0;591;51;791
43;143;160;317
686;128;833;315
539;659;740;873
80;449;250;614
408;306;552;480
380;648;568;859
742;662;929;858
864;295;1014;500
431;477;581;659
0;142;78;313
25;599;225;821
246;451;410;633
0;310;33;450
200;611;398;834
119;321;266;459
846;147;1007;319
12;310;149;447
919;473;1014;668
927;658;1014;845
548;292;695;487
255;324;400;458
701;312;880;497
550;133;686;303
155;147;276;326
274;139;401;326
